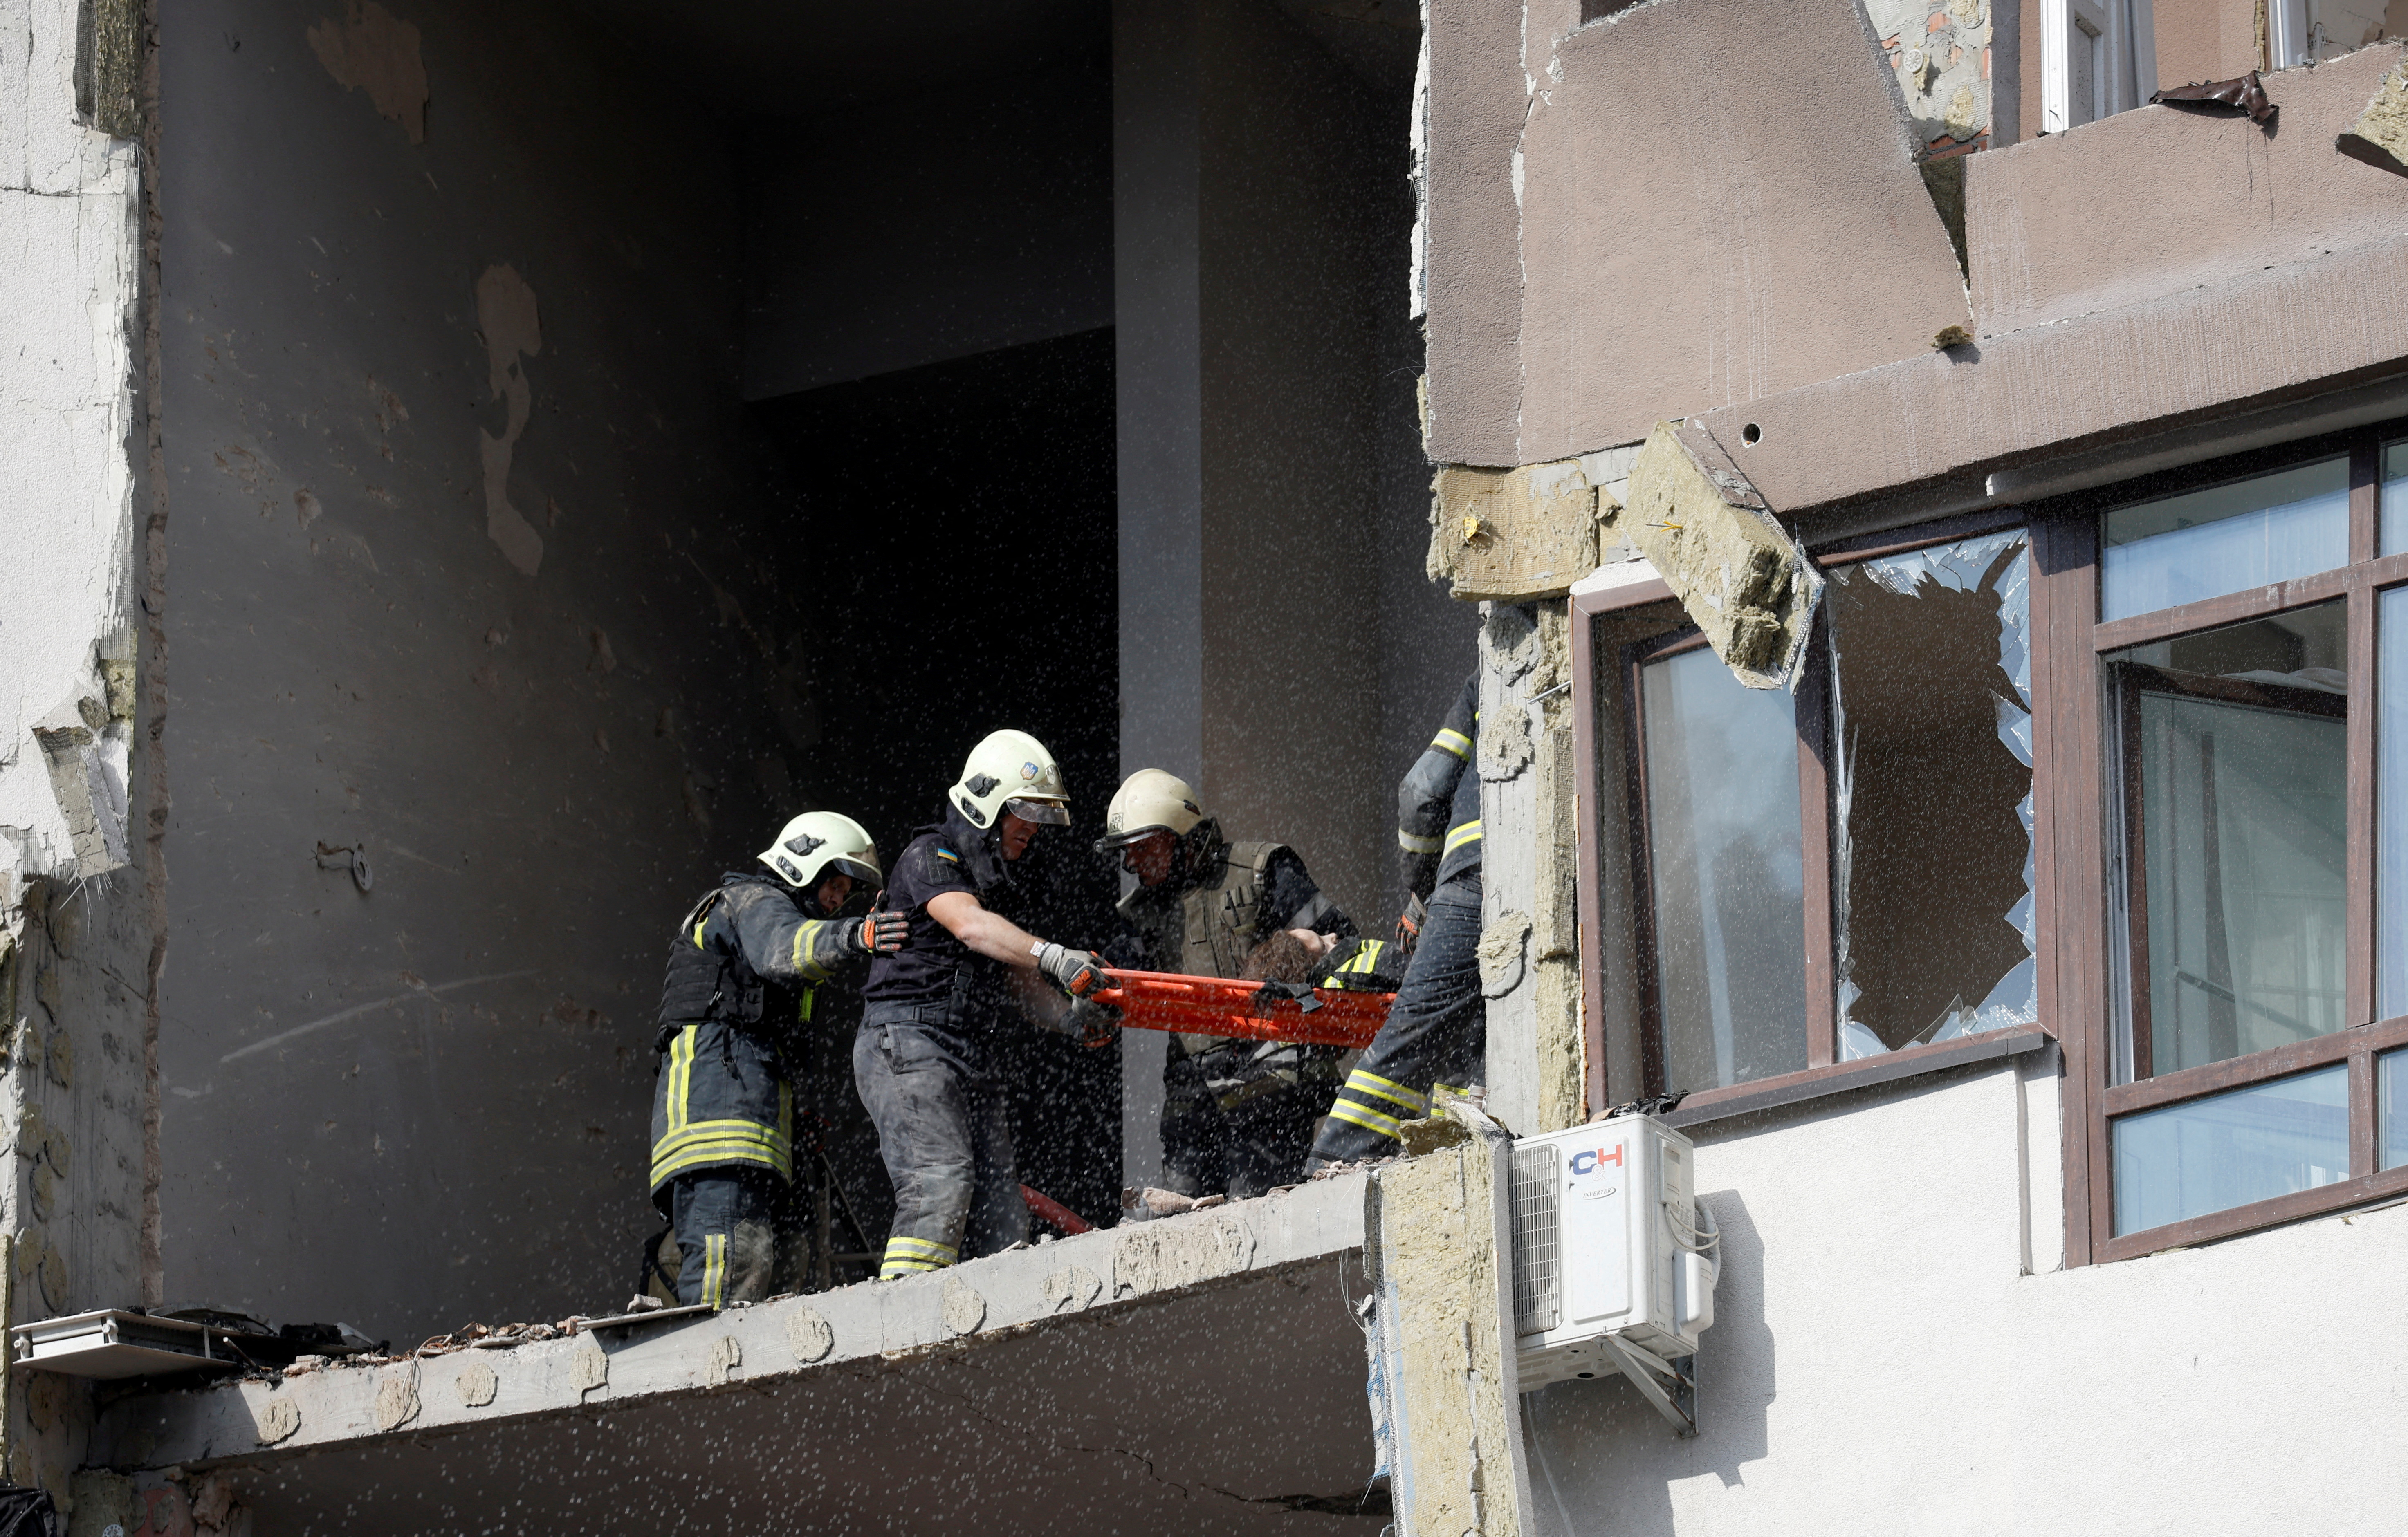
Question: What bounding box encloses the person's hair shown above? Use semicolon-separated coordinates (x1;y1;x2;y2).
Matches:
1241;930;1317;984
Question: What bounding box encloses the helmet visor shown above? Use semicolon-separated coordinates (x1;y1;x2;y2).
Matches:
1093;823;1171;854
1003;797;1071;827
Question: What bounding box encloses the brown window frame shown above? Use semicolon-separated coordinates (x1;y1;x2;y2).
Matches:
1572;507;2047;1129
2041;420;2408;1267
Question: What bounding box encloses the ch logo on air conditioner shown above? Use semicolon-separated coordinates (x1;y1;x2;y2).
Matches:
1566;1145;1625;1177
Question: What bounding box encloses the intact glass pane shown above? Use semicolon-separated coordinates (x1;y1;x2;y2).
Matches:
1826;529;2035;1060
2110;603;2349;1078
1641;644;1807;1092
2388;588;2408;1018
2101;458;2349;622
2112;1065;2349;1235
2382;1049;2408;1171
2380;440;2408;556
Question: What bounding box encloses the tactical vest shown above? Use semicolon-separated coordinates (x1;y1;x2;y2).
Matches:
654;876;803;1056
1120;838;1286;980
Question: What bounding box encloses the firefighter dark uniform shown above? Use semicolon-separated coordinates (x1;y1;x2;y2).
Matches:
651;872;871;1308
855;804;1030;1279
1119;834;1358;1198
1317;937;1406;992
1308;671;1486;1168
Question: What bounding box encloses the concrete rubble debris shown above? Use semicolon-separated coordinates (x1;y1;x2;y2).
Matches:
570;1338;608;1391
251;1395;300;1445
1118;1186;1225;1222
939;1278;986;1336
703;1335;742;1385
785;1308;834;1362
1618;420;1825;690
370;1362;420;1432
1041;1265;1103;1314
453;1360;498;1408
1113;1211;1257;1297
2338;58;2408;175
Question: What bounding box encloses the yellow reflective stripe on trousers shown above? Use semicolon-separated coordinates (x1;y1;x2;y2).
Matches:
703;1232;727;1309
1397;829;1443;854
1327;1098;1404;1140
649;1140;794;1188
1343;1067;1427;1113
881;1234;957;1279
1432;727;1471;760
885;1234;958;1261
1444;818;1483;854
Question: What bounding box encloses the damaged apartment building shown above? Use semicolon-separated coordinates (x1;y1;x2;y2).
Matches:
4;0;2408;1526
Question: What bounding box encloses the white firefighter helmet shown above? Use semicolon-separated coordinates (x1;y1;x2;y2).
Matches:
950;729;1071;830
1095;768;1205;852
758;811;882;892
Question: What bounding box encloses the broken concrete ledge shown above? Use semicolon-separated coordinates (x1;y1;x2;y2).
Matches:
90;1173;1367;1472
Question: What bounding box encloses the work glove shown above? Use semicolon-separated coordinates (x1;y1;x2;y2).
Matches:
1064;995;1121;1049
1032;941;1111;998
852;908;906;955
1396;893;1429;957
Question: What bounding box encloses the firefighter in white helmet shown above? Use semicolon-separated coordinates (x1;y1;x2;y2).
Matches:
1098;768;1358;1198
649;810;903;1308
855;730;1115;1280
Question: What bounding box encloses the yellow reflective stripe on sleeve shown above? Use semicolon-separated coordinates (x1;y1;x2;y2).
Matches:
1344;1067;1428;1113
666;1027;696;1136
693;913;711;948
703;1233;726;1310
1443;819;1483;854
1327;1098;1405;1140
1432;727;1471;760
1397;829;1443;854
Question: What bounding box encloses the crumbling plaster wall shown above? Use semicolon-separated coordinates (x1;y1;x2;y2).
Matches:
1516;1054;2408;1535
155;0;817;1339
0;0;164;1516
1476;605;1582;1137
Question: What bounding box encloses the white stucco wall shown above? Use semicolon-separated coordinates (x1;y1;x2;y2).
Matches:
1520;1051;2408;1534
0;0;141;910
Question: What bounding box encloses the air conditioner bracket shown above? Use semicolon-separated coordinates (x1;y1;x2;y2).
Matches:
1596;1333;1698;1439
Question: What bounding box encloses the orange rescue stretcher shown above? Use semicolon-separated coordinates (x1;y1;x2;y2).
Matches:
1092;968;1394;1050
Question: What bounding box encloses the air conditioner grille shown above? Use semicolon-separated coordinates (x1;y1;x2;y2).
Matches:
1510;1143;1561;1335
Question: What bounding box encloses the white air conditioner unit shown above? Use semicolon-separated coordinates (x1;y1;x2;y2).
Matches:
1508;1114;1716;1407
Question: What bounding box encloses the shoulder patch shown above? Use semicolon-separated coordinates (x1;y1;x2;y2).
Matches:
936;846;961;863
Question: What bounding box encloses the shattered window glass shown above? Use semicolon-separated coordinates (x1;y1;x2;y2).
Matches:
1827;529;2035;1060
1638;643;1809;1091
2101;458;2349;623
2107;602;2349;1080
